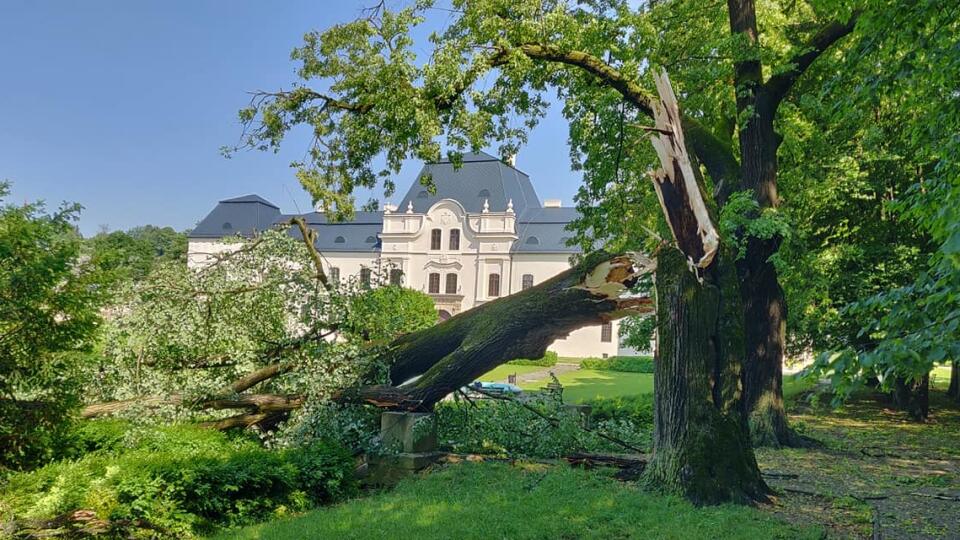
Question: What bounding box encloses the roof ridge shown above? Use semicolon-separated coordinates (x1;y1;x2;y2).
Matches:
219;194;280;209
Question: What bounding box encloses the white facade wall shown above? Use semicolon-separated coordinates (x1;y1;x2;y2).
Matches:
187;240;242;267
188;199;629;358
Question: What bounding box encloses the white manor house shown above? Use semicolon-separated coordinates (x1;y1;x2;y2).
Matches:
188;152;637;358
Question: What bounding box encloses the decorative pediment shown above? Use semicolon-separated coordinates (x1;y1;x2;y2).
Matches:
423;258;463;270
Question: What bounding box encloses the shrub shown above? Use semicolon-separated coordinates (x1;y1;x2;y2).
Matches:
0;422;356;538
507;351;558;367
584;393;655;426
580;355;654;373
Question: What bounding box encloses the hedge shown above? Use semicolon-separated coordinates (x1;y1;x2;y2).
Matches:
580;355;654;373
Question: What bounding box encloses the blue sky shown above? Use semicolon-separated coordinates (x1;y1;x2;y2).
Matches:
1;1;580;236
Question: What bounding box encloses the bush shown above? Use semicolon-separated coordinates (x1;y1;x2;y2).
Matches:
584;393;655;426
507;351;558;367
0;422;356;538
580;355;654;373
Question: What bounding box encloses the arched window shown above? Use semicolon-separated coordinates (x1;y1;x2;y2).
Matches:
601;322;613;343
365;235;377;243
222;222;232;230
359;268;372;288
449;229;460;250
329;267;340;283
488;273;501;297
417;190;429;198
522;274;534;290
478;189;491;198
389;268;403;286
445;273;458;294
428;272;441;294
430;228;442;250
526;236;540;245
334;236;346;244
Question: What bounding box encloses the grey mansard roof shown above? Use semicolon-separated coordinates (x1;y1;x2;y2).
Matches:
189;194;281;239
397;152;541;215
190;152;581;253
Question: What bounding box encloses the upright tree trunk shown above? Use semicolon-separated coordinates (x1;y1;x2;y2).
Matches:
642;247;769;504
727;0;796;447
949;361;960;402
737;238;796;446
893;374;930;422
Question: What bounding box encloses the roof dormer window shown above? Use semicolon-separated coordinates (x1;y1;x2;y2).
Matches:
334;236;346;244
417;190;429;198
478;189;490;198
365;236;376;243
525;236;540;245
222;222;232;230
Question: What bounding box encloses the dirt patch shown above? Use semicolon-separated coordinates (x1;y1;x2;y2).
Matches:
756;392;960;539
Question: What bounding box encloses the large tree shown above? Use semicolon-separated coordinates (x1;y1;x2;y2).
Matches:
231;0;866;447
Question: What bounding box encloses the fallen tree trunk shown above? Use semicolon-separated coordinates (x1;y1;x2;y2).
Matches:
336;251;655;410
83;254;652;421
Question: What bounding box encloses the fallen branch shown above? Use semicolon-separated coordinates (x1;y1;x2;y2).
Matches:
468;386;648;454
909;492;960;502
565;452;648;469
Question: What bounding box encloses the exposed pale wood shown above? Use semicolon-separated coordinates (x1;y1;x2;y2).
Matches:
648;69;720;270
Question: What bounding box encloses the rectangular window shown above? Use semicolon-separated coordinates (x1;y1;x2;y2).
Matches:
389;268;403;286
449;229;460;250
601;322;613;343
360;268;372;288
428;272;441;294
430;229;442;250
488;273;501;297
521;274;534;290
329;267;340;283
445;273;458;294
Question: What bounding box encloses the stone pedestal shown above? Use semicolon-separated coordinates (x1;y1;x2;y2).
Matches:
380;411;437;453
563;404;593;429
366;412;441;486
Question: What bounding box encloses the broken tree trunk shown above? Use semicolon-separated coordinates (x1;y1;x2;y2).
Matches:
639;70;769;504
642;247;770;504
336;251;655;410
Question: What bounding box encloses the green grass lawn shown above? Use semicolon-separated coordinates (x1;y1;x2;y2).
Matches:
212;462;820;540
931;364;952;390
783;372;813;401
479;364;544;382
520;370;654;403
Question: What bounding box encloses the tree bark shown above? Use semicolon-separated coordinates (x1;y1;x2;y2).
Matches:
893;374;930;422
737;237;798;446
641;247;770;504
949;361;960;402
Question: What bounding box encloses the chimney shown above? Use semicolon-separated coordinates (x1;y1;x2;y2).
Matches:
544;199;562;208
